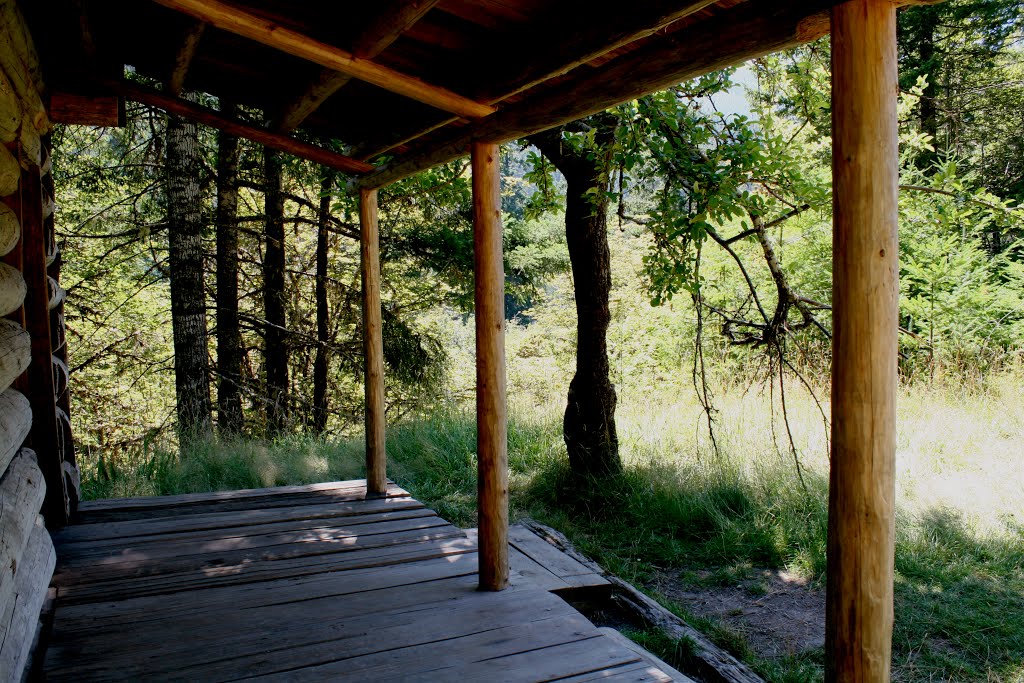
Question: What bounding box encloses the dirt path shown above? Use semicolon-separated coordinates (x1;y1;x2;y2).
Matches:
649;568;826;660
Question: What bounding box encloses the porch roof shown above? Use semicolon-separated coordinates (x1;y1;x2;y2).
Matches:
26;0;841;187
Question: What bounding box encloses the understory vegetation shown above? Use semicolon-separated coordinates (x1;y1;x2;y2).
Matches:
81;372;1024;682
81;229;1024;683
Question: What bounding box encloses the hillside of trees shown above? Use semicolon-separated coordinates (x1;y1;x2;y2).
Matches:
57;1;1024;460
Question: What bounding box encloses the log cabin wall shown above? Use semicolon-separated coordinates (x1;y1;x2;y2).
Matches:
0;0;67;678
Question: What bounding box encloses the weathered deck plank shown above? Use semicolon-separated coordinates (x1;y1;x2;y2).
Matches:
44;480;680;681
75;479;409;522
55;495;426;544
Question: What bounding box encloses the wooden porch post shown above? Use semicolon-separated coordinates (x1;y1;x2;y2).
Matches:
359;187;387;496
471;141;509;591
826;1;899;680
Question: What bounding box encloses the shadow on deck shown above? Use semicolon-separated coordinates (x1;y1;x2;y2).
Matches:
41;480;685;681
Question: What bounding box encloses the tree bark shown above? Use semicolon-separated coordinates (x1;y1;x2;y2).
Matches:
530;118;622;478
166;110;212;442
827;1;899;678
917;8;939;165
215;102;243;435
263;147;288;435
312;171;333;434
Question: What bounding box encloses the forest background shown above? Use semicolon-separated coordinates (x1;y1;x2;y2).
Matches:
54;2;1023;681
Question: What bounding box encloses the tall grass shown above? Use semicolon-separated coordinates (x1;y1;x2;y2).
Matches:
78;371;1024;682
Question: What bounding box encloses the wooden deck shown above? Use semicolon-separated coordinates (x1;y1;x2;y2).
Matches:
41;480;684;681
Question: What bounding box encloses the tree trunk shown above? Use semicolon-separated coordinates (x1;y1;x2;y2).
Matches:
263;147;288;435
530;118;622;478
166;111;212;442
312;170;333;434
215;102;243;435
918;9;939;162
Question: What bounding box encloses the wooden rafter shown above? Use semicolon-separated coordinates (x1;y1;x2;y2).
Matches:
474;0;722;102
352;0;722;161
353;0;440;59
70;0;96;62
276;0;441;132
168;20;206;96
360;1;839;188
275;71;352;134
114;82;374;174
151;0;495;119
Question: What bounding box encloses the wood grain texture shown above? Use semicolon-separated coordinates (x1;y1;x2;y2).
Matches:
0;321;29;397
0;69;19;143
18;118;40;169
0;449;45;615
0;389;28;476
0;515;54;681
167;20;206;96
359;188;387;495
0;269;25;322
0;203;17;257
51;355;67;402
0;143;17;196
44;483;673;681
56;497;424;545
47;92;122;127
45;276;63;312
826;2;899;681
471;142;508;591
275;0;441;132
471;0;721;102
151;0;494;119
0;0;47;136
360;0;843;188
13;163;66;526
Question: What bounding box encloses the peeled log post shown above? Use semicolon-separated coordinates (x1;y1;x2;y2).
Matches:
472;141;509;591
0;263;25;316
0;450;46;615
0;320;30;392
0;389;30;476
826;1;899;681
0;203;20;257
359;188;386;496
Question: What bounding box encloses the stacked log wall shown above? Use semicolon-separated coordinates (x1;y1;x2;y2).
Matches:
0;0;65;679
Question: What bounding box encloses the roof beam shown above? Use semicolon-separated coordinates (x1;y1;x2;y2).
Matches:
352;0;719;160
114;81;374;174
359;1;840;189
151;0;494;119
472;0;722;102
168;20;206;96
275;71;352;134
275;0;440;133
350;0;441;60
